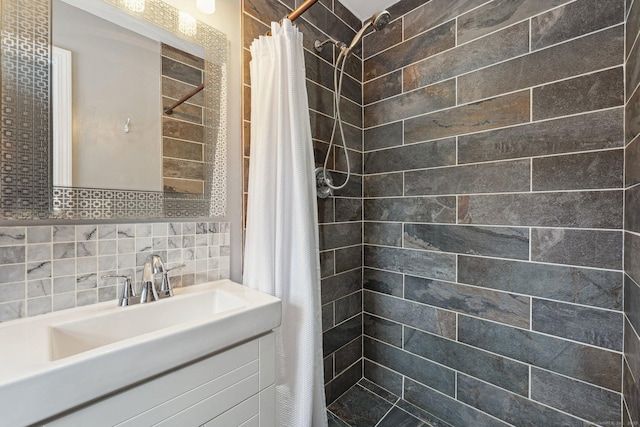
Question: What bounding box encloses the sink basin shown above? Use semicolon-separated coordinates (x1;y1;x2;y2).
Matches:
50;288;246;360
0;279;281;427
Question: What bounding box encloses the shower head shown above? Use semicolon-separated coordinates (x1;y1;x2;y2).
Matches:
370;10;391;31
347;9;391;51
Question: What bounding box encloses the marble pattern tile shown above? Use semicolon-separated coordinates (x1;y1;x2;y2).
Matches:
0;222;229;319
0;246;26;264
27;227;51;244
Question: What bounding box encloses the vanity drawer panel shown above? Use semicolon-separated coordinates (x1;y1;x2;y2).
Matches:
44;338;260;426
238;415;260;427
259;385;276;427
122;367;259;426
203;395;259;427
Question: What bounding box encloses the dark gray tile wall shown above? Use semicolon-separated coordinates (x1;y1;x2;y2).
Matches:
362;0;627;425
625;0;640;422
242;0;364;405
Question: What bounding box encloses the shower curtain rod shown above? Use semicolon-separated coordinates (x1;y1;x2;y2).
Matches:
164;83;205;115
267;0;318;35
286;0;318;22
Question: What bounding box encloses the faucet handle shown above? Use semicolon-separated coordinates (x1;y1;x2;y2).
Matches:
102;274;138;307
159;263;186;298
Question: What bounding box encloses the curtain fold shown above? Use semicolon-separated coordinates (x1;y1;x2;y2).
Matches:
244;19;327;427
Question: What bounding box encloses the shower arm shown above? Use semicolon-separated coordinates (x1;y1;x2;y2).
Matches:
267;0;318;35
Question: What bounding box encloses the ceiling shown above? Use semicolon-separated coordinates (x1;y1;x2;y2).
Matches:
339;0;401;21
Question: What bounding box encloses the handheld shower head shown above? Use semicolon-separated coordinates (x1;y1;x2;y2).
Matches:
371;10;391;31
347;9;391;51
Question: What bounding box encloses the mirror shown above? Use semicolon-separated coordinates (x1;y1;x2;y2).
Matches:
0;0;228;220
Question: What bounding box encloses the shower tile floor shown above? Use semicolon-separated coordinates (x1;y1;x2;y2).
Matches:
327;379;452;427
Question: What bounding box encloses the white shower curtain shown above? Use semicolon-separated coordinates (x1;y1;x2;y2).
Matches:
244;19;327;427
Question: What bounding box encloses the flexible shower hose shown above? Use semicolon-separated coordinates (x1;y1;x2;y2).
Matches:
322;45;351;190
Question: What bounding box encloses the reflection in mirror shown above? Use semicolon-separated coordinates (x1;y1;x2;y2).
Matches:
0;0;228;220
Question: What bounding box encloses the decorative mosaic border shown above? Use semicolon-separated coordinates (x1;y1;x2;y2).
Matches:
0;0;52;220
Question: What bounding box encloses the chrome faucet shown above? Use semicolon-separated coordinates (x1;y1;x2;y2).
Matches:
102;255;185;306
140;254;185;303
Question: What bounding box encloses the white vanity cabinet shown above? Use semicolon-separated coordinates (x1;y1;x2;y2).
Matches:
42;332;276;427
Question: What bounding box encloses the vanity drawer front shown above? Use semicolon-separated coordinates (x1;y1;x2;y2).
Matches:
44;337;262;426
203;394;259;427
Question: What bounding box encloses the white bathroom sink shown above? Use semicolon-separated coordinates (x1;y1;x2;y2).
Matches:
50;288;246;360
0;279;281;427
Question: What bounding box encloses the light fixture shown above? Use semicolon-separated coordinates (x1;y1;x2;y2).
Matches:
178;11;197;36
122;0;145;13
196;0;215;14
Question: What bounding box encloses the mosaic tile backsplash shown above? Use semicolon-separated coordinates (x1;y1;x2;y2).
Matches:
0;221;230;321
